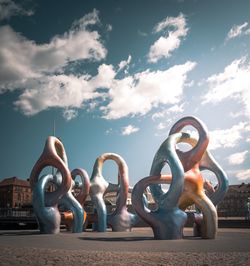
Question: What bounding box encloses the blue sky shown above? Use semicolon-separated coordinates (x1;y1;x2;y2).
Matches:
0;0;250;186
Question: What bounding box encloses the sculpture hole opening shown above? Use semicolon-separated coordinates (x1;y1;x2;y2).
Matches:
201;170;218;196
145;187;157;211
176;125;199;152
160;164;171;193
102;160;121;214
102;160;119;185
72;175;82;198
39;166;59;192
104;193;116;214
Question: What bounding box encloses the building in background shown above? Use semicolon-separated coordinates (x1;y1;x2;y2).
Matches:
0;177;32;208
218;183;250;218
0;176;250;219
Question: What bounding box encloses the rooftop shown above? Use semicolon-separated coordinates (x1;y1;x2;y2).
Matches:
0;177;30;187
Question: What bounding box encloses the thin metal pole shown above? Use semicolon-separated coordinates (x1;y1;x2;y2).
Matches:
52;117;56;176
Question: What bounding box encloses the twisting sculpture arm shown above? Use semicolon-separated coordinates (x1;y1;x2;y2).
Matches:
132;132;187;240
32;174;61;234
168;116;209;172
30;136;71;206
172;136;219;239
60;168;90;232
30;136;72;234
150;116;209;202
199;151;229;206
175;135;228;207
90;153;135;232
71;168;90;206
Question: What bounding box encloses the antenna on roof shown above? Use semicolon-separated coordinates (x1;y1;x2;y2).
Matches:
52;117;56;176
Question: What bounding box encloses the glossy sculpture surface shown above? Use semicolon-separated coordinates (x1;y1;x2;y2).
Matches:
29;116;228;239
132;116;228;240
132;132;187;239
30;136;85;234
61;168;90;232
90;153;136;232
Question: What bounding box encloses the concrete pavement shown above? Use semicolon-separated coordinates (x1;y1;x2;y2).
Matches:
0;228;250;265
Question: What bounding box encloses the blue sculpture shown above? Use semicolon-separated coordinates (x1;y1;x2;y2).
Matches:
90;153;137;232
61;168;90;232
30;136;84;234
132;132;187;239
32;174;61;234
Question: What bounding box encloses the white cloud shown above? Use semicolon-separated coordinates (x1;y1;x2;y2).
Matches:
63;109;78;121
202;57;250;118
105;128;113;135
157;122;166;130
0;9;195;121
13;63;115;116
148;13;188;63
228;151;248;165
10;57;195;120
152;103;184;120
236;169;250;181
208;122;249;150
0;0;33;21
121;125;139;136
226;22;250;40
0;9;107;90
102;61;196;119
72;8;100;29
0;9;110;120
138;30;147;37
118;55;132;72
106;24;112;32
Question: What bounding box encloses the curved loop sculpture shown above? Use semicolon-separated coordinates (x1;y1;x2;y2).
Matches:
71;168;90;205
90;153;136;232
61;168;90;232
169;117;218;239
30;136;86;234
148;116;219;239
30;136;72;234
150;116;209;201
176;136;228;238
32;174;61;234
178;136;228;206
132;132;187;240
30;136;71;205
169;116;209;172
199;150;229;206
177;160;218;239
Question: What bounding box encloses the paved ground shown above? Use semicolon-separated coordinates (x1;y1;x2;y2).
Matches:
0;228;250;265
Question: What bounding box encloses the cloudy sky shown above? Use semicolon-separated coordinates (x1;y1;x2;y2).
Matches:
0;0;250;186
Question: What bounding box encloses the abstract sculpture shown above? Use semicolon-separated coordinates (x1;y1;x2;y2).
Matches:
90;153;136;232
32;173;61;234
30;136;85;234
61;168;90;232
57;171;84;233
168;117;218;239
29;115;228;239
178;136;228;236
132;132;188;239
132;116;228;240
199;149;228;207
169;116;228;238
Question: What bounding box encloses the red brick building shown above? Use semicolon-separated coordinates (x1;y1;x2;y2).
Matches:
0;177;32;208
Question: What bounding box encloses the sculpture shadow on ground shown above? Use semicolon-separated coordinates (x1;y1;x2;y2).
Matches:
0;230;40;236
78;236;154;241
